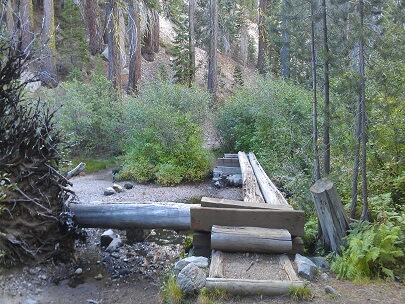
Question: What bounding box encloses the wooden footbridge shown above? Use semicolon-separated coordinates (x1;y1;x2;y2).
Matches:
70;152;305;295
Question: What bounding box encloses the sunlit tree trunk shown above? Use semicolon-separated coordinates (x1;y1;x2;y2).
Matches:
257;0;267;74
127;0;141;93
207;0;218;104
86;0;103;55
41;0;58;87
106;0;122;93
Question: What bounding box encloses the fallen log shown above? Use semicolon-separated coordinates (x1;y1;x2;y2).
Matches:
211;226;292;253
64;162;86;180
205;278;304;295
238;151;265;204
248;153;289;206
209;250;224;278
70;202;197;230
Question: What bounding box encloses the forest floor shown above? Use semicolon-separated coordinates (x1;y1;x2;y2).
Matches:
1;169;404;304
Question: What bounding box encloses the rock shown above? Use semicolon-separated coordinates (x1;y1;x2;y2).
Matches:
104;187;116;196
325;285;342;297
321;272;329;281
101;229;115;247
105;237;123;252
118;268;131;276
295;254;318;281
94;273;103;280
29;267;41;275
39;274;48;280
86;300;101;304
23;299;37;304
310;256;330;271
112;184;124;193
174;256;209;272
124;182;134;190
75;268;83;275
122;68;129;75
226;174;243;186
177;263;206;294
101;48;109;61
20;72;41;93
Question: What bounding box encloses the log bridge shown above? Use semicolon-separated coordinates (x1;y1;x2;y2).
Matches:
70;152;305;295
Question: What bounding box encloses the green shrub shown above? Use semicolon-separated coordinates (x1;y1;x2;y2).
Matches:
121;81;213;185
49;73;123;158
288;283;313;301
160;272;184;304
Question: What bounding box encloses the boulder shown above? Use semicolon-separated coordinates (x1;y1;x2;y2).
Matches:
295;254;318;281
174;256;209;272
310;256;330;271
124;182;134;190
112;184;124;193
104;187;116;196
100;229;115;247
105;237;123;253
177;263;206;294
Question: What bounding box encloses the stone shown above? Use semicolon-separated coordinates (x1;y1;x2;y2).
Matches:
75;268;83;275
101;229;115;247
124;182;134;190
177;263;206;294
321;272;329;281
325;285;342;297
104;187;116;196
310;256;330;271
20;72;41;93
295;254;318;281
112;184;124;193
174;256;209;272
23;299;37;304
105;237;123;253
94;273;103;280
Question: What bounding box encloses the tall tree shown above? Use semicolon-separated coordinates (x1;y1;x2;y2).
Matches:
40;0;58;87
127;0;141;93
257;0;267;74
106;0;122;93
207;0;218;104
189;0;196;83
86;0;103;55
321;0;330;175
280;0;290;78
18;0;34;55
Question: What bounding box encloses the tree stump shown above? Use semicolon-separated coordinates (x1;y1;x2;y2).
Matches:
310;179;349;253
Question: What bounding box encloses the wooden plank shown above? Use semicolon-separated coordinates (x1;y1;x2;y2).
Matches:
201;197;293;210
211;226;292;253
248;152;289;206
205;278;304;295
292;237;304;254
224;153;239;158
213;166;242;175
209;250;224;278
190;207;305;236
71;202;197;230
278;254;300;281
215;158;240;167
238;151;265;204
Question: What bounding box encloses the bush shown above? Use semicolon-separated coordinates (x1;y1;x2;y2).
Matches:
120;81;213;185
49;73;124;157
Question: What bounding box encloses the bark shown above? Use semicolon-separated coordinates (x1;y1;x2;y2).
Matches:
207;0;218;104
127;0;141;93
280;0;290;78
257;0;267;74
106;0;122;93
40;0;58;87
3;0;15;40
310;0;321;181
86;0;103;55
18;0;33;55
152;9;159;53
141;9;155;62
238;151;265;204
189;0;196;84
321;0;330;175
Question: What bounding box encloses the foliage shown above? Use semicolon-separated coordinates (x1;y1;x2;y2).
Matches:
160;272;184;304
215;77;313;208
197;287;230;304
120;81;213;186
49;72;123;158
288;283;313;301
330;196;405;281
232;65;244;88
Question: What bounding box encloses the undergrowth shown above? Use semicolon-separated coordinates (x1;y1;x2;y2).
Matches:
288;283;313;301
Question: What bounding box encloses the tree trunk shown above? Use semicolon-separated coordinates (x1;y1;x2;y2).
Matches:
310;0;321;181
127;0;141;93
152;9;159;53
257;0;267;74
321;0;330;175
106;0;122;93
40;0;58;87
310;179;350;253
280;0;290;78
86;0;103;55
19;0;34;55
141;9;156;62
3;0;15;41
207;0;218;104
189;0;196;85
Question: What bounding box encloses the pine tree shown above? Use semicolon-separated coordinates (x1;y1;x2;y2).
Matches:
232;65;244;88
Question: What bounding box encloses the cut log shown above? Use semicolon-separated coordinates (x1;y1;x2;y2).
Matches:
278;254;299;281
64;162;86;180
191;207;305;236
205;278;304;295
248;153;289;206
238;151;265;204
70;202;197;230
310;178;350;253
201;197;292;210
211;226;292;253
209;250;224;278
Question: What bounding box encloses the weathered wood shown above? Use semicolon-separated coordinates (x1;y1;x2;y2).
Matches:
224;153;239;158
292;237;304;254
201;197;292;210
211;226;292;253
238;151;265;204
71;203;197;230
248;153;289;206
64;162;86;180
209;250;224;278
278;254;299;281
310;178;350;253
213;166;242;175
192;231;211;247
191;207;305;236
215;157;240;167
205;278;304;295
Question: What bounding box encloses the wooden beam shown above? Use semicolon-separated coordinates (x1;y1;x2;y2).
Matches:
215;157;240;167
190;207;305;236
238;151;265;204
211;226;292;253
292;237;304;254
278;254;300;281
248;152;289;206
201;197;292;210
205;278;304;295
209;250;224;278
71;202;197;230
